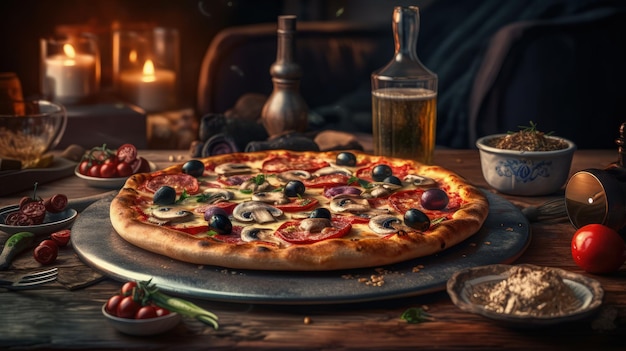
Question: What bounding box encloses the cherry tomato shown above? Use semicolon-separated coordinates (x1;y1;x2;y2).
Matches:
105;294;124;316
135;305;159;319
99;161;118;178
116;162;134;177
33;239;59;265
78;160;91;175
135;157;152;173
120;281;138;296
50;229;71;247
571;224;626;274
116;143;137;164
88;164;101;177
154;306;171;317
116;295;141;319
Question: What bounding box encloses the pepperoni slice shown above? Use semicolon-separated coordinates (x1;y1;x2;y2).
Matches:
4;211;34;226
44;194;68;213
145;174;200;194
388;189;462;217
262;156;329;173
20;201;47;224
276;219;352;244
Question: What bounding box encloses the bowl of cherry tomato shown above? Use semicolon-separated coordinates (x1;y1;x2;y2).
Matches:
103;281;181;336
75;143;155;189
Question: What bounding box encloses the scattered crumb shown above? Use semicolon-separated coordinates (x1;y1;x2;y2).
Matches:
303;316;312;325
484;241;491;245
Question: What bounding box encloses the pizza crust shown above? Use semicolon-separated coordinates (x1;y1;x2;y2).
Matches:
110;150;489;271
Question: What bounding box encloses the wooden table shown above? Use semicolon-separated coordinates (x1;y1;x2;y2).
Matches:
0;149;624;350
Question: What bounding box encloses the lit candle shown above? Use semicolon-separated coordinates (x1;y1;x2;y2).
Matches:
119;59;176;112
44;43;96;101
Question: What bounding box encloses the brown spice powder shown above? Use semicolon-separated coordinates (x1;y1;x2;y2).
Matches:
473;266;581;317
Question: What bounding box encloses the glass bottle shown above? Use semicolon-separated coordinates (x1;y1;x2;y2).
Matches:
371;6;438;164
261;15;308;138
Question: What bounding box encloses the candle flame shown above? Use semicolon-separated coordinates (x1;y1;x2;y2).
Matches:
63;44;76;59
142;59;156;82
129;50;138;64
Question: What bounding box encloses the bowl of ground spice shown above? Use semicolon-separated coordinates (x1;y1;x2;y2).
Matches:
446;264;603;327
475;123;576;196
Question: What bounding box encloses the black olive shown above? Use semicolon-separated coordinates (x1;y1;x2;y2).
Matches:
309;207;331;219
404;208;430;231
209;213;233;235
153;186;177;205
383;175;402;186
372;164;393;182
336;152;357;167
182;159;205;177
284;180;306;197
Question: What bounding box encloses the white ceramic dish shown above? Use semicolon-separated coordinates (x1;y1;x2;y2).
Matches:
75;161;157;189
102;304;181;336
447;264;603;327
0;205;77;235
475;134;576;196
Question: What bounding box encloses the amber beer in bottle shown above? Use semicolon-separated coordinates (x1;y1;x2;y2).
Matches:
371;6;438;164
372;87;436;163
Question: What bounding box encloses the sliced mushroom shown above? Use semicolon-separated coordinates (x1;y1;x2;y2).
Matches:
252;191;290;205
214;163;254;176
241;227;278;243
361;182;402;199
404;174;437;187
278;170;312;182
329;194;372;213
368;215;404;235
240;178;272;192
313;166;353;177
202;189;235;203
149;207;194;225
233;201;283;224
298;217;332;232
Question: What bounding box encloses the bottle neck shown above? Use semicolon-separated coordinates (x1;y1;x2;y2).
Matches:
271;15;301;79
393;6;420;62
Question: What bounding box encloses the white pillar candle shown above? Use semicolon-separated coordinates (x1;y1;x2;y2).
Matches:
44;44;96;100
119;59;176;112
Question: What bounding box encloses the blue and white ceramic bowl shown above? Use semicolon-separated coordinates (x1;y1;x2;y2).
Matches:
476;134;576;196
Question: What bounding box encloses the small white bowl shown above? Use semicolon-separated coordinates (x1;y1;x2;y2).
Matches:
102;304;181;336
476;134;576;196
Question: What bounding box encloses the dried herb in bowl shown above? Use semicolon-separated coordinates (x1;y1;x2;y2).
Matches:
485;122;569;152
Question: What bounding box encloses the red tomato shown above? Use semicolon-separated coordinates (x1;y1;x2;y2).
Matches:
154;306;170;317
276;219;352;244
88;164;101;177
571;224;626;274
33;240;59;265
116;143;137;163
99;161;118;178
120;281;138;296
105;294;124;316
50;229;71;247
275;197;319;212
116;295;141;319
116;162;134;177
135;305;159;319
78;160;91;175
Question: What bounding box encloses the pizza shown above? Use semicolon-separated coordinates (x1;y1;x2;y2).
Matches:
109;150;489;271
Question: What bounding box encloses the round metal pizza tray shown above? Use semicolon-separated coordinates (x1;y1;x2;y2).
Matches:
72;191;530;305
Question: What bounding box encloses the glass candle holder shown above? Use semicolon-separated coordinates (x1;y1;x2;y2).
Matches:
40;33;101;104
113;26;180;112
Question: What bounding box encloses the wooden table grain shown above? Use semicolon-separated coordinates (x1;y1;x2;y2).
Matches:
0;149;624;350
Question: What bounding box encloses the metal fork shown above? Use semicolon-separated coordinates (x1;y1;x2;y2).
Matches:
0;268;58;290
